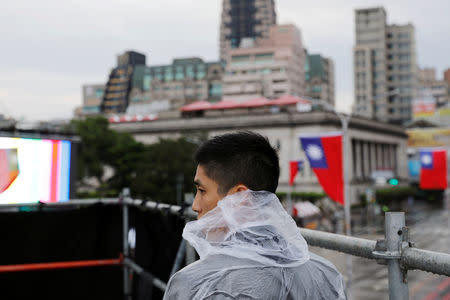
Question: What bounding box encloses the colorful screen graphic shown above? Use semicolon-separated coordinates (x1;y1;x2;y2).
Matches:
0;137;71;204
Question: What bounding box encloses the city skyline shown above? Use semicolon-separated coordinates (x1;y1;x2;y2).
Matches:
1;0;449;121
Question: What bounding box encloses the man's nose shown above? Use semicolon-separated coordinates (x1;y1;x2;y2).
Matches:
192;194;200;214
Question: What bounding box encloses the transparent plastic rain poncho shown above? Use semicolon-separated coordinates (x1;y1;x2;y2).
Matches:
164;190;346;300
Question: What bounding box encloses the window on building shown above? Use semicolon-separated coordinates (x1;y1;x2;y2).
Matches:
399;86;410;93
231;55;250;65
186;65;195;79
401;75;411;81
165;67;173;81
154;72;163;80
399;64;410;71
197;64;206;79
312;85;322;93
175;66;184;80
153;67;163;80
209;83;222;97
95;89;104;98
255;53;274;64
273;79;286;84
143;75;152;91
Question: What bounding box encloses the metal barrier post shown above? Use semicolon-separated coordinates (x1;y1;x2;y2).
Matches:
122;188;130;300
385;212;409;300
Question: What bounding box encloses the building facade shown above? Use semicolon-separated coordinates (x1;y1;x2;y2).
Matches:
417;68;449;108
444;68;450;85
129;57;224;112
111;111;408;205
305;53;335;106
101;51;146;114
410;68;450;125
81;84;105;115
443;68;450;102
222;24;305;102
352;7;417;125
220;0;277;61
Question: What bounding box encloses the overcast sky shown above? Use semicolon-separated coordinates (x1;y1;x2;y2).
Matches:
1;0;449;121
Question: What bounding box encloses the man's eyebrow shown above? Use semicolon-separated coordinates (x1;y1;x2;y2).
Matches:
194;180;202;187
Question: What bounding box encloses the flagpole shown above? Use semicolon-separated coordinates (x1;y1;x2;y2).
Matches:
311;99;353;298
341;113;353;299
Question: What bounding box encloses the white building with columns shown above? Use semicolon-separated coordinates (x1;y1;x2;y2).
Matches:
111;111;408;205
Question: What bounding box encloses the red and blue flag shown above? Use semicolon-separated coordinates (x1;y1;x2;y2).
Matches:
299;134;344;205
419;149;447;190
289;160;304;185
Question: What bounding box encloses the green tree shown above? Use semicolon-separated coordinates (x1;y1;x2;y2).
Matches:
72;116;116;189
130;137;198;204
73;116;201;203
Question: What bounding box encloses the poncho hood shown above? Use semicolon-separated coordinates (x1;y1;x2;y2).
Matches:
183;190;310;267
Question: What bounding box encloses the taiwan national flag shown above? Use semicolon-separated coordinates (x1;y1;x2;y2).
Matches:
419;149;447;190
289;160;304;185
300;134;344;205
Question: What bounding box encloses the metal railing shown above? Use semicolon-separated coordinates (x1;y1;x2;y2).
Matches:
1;196;449;300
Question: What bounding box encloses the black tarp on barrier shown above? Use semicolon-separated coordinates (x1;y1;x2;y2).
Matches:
0;203;185;300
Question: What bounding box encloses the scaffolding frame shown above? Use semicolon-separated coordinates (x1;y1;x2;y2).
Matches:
2;196;449;300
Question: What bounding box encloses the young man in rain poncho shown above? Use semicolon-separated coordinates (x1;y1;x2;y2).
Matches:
164;131;346;300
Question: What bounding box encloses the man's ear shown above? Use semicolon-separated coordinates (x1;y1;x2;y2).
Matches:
227;184;248;195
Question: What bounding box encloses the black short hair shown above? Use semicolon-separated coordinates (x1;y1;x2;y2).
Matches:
194;131;280;195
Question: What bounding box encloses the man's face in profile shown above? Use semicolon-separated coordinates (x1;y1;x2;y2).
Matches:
192;165;223;219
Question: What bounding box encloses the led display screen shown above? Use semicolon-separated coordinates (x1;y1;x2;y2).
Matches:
0;137;72;204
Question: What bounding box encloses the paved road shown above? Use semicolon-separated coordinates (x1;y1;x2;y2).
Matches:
309;204;449;300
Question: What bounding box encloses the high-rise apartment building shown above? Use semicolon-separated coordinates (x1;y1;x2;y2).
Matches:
220;0;277;62
222;24;305;102
101;51;146;114
353;7;417;125
305;53;335;106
